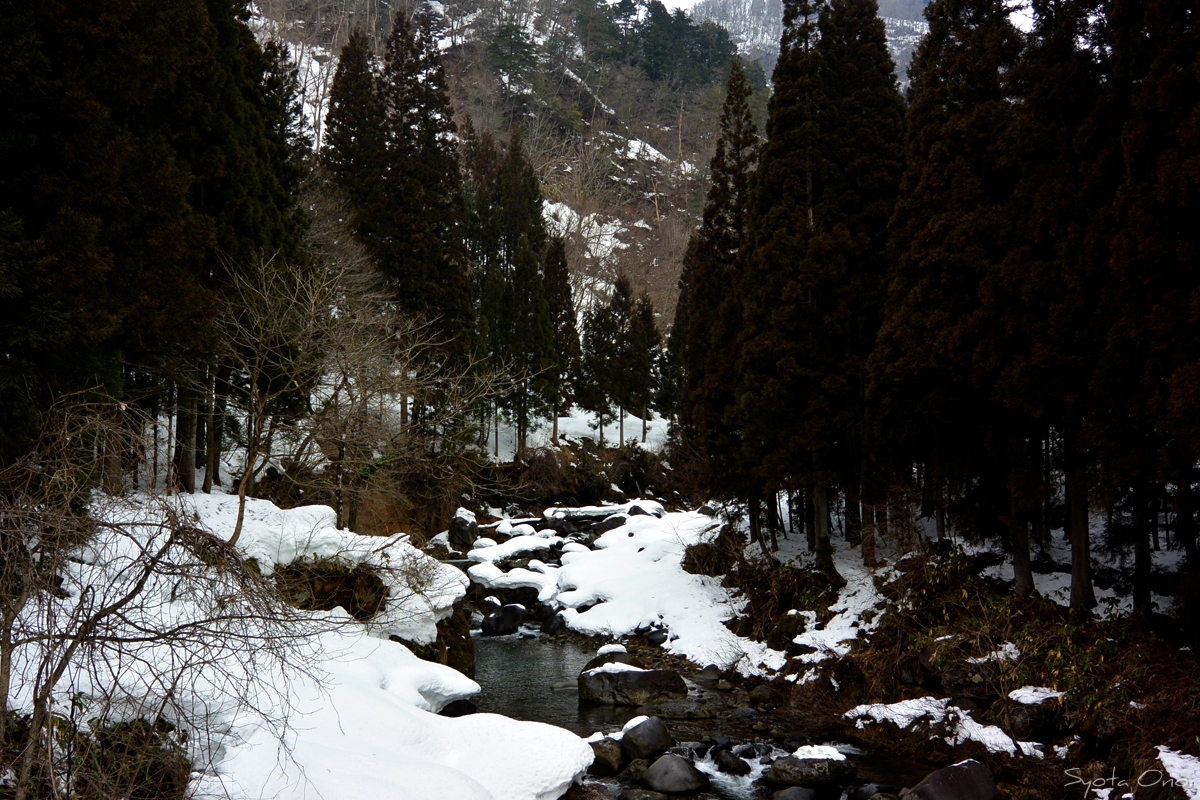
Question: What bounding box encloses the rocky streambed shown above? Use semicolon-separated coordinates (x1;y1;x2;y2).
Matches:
428;503;1000;800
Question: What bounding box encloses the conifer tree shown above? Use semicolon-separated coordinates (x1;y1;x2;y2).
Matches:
543;236;581;445
872;0;1027;591
505;240;556;459
670;57;758;483
323;30;389;252
624;292;662;443
379;7;472;347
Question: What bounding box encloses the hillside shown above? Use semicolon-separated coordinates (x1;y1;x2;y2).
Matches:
691;0;929;86
256;0;775;322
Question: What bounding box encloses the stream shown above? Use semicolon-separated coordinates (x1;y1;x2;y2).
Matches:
471;627;933;799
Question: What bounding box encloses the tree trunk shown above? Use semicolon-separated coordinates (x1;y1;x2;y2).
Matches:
1133;481;1152;615
766;492;780;551
642;403;648;443
203;368;218;493
619;406;624;445
861;461;877;568
1065;417;1096;610
179;389;197;493
804;484;816;551
1009;466;1034;598
842;462;861;545
1176;478;1196;564
102;408;124;496
748;492;759;544
552;396;559;446
813;477;846;589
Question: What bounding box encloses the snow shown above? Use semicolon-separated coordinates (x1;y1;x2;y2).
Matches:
967;642;1021;664
466;503;786;674
31;492;593;800
845;697;1042;758
196;628;592;800
582;661;647;675
1009;686;1063;705
468;534;563;563
792;744;846;761
597;643;628;655
1157;747;1200;800
183;492;467;645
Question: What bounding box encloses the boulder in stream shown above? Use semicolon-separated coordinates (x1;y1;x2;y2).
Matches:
588;736;627;776
713;747;752;775
621;716;673;760
449;508;478;551
620;790;669;800
773;789;818;800
480;604;526;636
765;749;857;789
578;664;688;706
643;754;709;793
899;759;999;800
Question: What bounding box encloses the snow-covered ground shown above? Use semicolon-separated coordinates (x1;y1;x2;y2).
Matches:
470;503;788;675
22;492;592;800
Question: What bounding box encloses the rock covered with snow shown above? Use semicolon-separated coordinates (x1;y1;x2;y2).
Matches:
845;697;1044;759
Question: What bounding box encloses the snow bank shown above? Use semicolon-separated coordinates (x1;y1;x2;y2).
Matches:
196;628;593;800
185;493;467;644
49;493;592;800
1156;747;1200;800
467;505;786;675
846;697;1042;758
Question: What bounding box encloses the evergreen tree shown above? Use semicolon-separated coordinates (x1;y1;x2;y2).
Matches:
669;57;758;495
505;240;556;459
732;0;903;582
379;7;472;347
543;236;581;445
323;30;389;253
872;0;1027;591
623;292;662;443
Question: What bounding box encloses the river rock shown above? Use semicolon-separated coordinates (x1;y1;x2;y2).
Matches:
583;651;643;671
899;760;999;800
846;784;899;800
579;667;688;706
621;716;673;760
643;629;670;646
541;612;568;635
773;790;818;800
437;699;477;717
619;758;651;782
449;508;478;551
589;736;627;776
749;684;786;709
638;698;718;719
991;697;1062;741
594;514;629;534
765;755;857;788
620;791;669;800
643;754;709;793
480;604;526;636
693;664;721;682
714;747;752;775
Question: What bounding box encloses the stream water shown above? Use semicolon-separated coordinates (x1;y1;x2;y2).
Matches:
472;630;641;736
472;629;933;799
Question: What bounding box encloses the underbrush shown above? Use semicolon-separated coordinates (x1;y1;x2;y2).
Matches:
0;715;190;800
274;556;388;621
826;553;1200;788
482;438;679;511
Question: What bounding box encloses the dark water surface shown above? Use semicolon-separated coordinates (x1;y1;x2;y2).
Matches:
472;630;933;798
472;630;641;736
